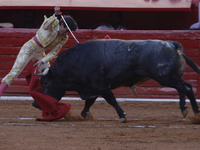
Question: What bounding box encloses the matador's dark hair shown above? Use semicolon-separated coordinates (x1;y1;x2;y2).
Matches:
59;15;78;31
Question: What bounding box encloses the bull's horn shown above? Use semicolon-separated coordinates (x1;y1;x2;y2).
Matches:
34;67;49;76
34;73;43;76
42;67;49;75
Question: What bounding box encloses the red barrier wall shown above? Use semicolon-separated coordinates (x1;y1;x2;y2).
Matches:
0;28;200;99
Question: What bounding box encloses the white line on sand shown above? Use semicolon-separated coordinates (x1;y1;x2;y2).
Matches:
1;96;200;102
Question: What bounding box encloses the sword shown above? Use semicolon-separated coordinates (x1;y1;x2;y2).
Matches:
59;12;79;44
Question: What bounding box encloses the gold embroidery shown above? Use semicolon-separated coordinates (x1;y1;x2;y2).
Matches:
42;35;68;63
2;15;68;86
37;15;59;47
2;39;40;85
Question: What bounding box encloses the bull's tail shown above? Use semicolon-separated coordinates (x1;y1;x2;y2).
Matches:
181;53;200;74
168;41;184;54
170;41;200;74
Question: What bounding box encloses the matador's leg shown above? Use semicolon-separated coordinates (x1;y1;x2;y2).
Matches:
2;39;37;86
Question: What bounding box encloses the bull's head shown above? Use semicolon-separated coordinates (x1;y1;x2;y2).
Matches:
34;67;64;100
34;67;52;95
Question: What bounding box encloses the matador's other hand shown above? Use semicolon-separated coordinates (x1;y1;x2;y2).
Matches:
34;60;44;68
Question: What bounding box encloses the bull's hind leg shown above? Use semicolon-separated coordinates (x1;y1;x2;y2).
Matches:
100;90;127;123
158;77;189;117
184;82;200;114
81;97;97;120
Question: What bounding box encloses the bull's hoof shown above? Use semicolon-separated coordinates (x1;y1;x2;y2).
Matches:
189;113;200;124
182;108;188;118
85;112;93;120
119;117;127;123
81;111;87;119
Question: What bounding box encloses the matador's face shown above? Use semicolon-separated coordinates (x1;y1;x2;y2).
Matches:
59;23;69;36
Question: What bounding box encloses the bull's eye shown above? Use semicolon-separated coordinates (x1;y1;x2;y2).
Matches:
43;81;49;87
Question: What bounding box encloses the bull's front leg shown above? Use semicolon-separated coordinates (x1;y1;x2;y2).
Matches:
100;90;127;123
81;97;97;120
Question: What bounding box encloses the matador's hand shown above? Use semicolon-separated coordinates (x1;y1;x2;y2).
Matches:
54;6;61;15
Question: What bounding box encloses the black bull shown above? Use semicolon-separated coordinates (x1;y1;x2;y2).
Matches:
38;39;200;122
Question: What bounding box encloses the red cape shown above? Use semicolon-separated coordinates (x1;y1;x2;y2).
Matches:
26;64;71;121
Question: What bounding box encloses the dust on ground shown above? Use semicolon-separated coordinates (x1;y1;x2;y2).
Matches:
0;100;199;150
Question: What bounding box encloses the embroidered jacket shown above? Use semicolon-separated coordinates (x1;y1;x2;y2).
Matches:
37;14;68;63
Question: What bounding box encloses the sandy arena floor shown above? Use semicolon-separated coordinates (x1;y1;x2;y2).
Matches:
0;99;200;150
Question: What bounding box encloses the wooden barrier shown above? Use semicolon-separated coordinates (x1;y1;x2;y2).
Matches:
0;28;200;99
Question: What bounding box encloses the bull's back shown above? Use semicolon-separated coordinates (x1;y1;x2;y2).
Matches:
56;39;134;67
54;39;182;82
